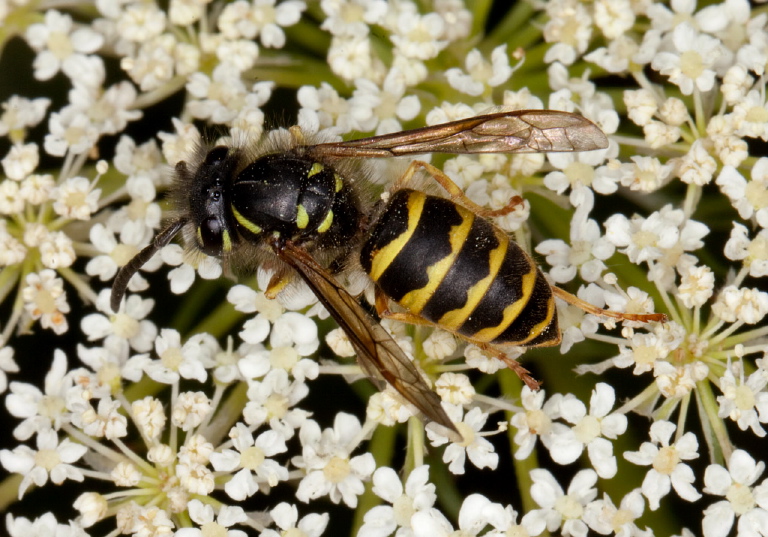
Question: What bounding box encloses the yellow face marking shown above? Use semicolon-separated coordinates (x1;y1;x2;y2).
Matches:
296;204;309;229
438;234;510;330
197;227;204;247
369;192;426;282
232;205;263;235
471;267;539;343
308;162;324;177
398;207;475;314
222;230;232;252
334;173;343;192
317;210;334;233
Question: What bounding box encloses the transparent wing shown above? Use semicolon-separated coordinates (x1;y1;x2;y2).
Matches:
306;110;608;158
271;239;461;441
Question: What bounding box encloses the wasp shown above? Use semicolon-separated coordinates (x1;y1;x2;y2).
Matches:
111;110;666;441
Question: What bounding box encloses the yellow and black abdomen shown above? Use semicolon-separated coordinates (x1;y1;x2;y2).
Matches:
360;189;560;347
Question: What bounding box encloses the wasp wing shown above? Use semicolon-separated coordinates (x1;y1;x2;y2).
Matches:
270;239;460;441
306;110;608;158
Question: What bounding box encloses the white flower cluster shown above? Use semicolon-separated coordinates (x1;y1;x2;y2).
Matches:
0;0;766;537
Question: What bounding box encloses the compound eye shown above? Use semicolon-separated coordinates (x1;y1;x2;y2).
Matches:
198;216;223;255
205;146;229;165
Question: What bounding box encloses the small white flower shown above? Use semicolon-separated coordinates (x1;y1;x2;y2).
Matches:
412;493;510;537
732;89;768;141
172;391;213;431
583;489;648;536
678;139;717;185
5;349;71;440
712;286;768;325
624;88;658;127
651;23;722;95
0;346;19;394
593;0;634;40
677;264;715;308
135;328;210;384
174;499;248;537
176;460;215;495
388;10;447;60
0;427;87;498
435;373;474;406
428;404;499;475
320;0;387;38
717;159;768;228
327;35;379;81
522;468;598;537
510;387;566;459
218;0;305;47
545;153;617;206
132;396;167;441
542;1;593;65
22;270;70;334
260;502;329;537
73;492;108;528
445;44;512;97
623;420;702;510
717;366;768;436
724;223;768;278
703;449;768;537
243;369;310;438
293;413;375;507
359;465;438;537
44;106;100;156
550;383;627;478
0;179;24;214
619;155;673;192
209;422;289;500
349;70;420;134
38;231;76;269
75;397;128;440
2;142;39;180
124;505;175;536
536;199;614;284
25;10;104;81
6;513;76;537
0;95;51;137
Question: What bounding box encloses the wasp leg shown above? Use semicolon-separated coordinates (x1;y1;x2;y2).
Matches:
375;289;541;390
394;160;524;218
473;343;541;391
551;286;668;323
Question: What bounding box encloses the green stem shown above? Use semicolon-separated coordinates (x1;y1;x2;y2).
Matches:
696;379;730;463
498;368;537;514
351;423;397;535
0;474;22;516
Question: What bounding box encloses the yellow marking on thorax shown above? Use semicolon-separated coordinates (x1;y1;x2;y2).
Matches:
317;210;334;233
308;163;324;177
232;205;262;234
296;204;309;229
368;192;425;282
